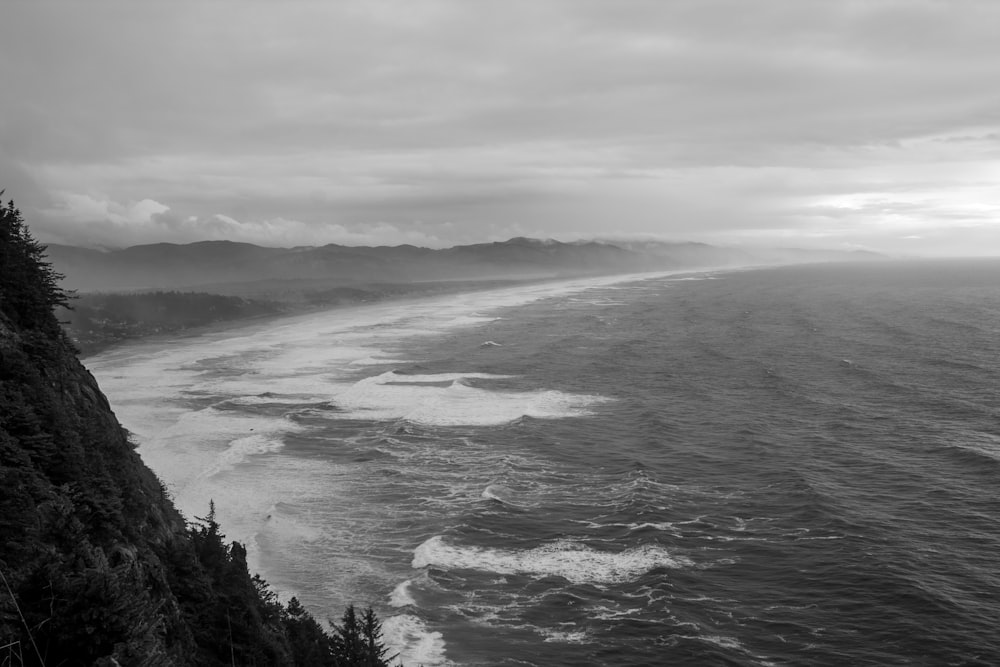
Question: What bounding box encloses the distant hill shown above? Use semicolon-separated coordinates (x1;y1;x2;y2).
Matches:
47;237;885;293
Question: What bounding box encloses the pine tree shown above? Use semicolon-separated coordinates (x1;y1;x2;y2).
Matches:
332;604;395;666
360;607;396;667
0;195;73;334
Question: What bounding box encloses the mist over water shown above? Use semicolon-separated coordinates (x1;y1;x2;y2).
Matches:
90;261;1000;666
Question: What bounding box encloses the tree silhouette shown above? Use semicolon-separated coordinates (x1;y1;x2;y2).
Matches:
332;604;396;666
0;195;73;334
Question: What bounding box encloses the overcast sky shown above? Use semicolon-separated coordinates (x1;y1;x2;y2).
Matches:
1;1;998;254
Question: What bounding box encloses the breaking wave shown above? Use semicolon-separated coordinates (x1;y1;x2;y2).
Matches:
331;371;611;426
412;535;691;584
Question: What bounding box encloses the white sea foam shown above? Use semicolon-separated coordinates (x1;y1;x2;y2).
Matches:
134;407;301;489
382;614;450;666
380;371;513;383
331;371;610;426
260;504;323;543
170;450;339;579
388;579;417;608
412;536;691;584
539;628;590;644
699;635;743;650
576;520;681;535
481;483;516;504
591;605;642;620
349;355;414;366
200;433;285;478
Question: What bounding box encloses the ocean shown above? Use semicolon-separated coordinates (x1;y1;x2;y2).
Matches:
88;260;1000;666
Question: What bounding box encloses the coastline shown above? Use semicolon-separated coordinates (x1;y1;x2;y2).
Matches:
74;276;568;359
71;256;883;359
76;268;728;360
81;269;657;664
82;266;697;543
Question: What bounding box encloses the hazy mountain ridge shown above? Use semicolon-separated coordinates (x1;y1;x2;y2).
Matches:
49;236;886;354
48;237;884;292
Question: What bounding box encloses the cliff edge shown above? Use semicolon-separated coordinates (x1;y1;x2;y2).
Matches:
1;200;342;665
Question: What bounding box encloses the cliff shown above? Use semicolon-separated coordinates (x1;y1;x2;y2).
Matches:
0;201;345;665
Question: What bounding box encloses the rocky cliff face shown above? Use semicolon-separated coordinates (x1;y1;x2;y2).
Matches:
1;202;336;666
0;307;200;664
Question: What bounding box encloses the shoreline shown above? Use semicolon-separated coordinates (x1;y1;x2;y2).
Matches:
75;275;573;359
77;268;729;359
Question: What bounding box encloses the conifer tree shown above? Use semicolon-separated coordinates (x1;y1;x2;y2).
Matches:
332;604;395;666
0;195;73;333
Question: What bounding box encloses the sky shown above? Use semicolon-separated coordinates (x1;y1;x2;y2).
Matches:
1;0;998;254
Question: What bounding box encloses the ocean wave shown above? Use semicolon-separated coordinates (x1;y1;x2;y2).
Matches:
331;371;611;426
412;535;691;584
349;355;415;366
162;405;299;437
200;433;285;478
382;614;450;666
569;514;684;534
480;483;523;506
389;579;417;608
938;446;1000;480
133;406;303;491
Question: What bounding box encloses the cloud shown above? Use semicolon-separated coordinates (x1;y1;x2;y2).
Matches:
47;193;169;226
33;192;452;249
2;0;999;254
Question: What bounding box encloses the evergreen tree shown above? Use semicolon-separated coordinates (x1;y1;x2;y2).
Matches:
360;607;396;667
331;605;395;667
285;597;335;666
0;195;73;334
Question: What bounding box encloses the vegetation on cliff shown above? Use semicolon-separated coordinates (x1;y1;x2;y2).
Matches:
0;198;395;665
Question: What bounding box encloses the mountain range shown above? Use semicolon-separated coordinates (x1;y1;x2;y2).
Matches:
47;237;883;293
